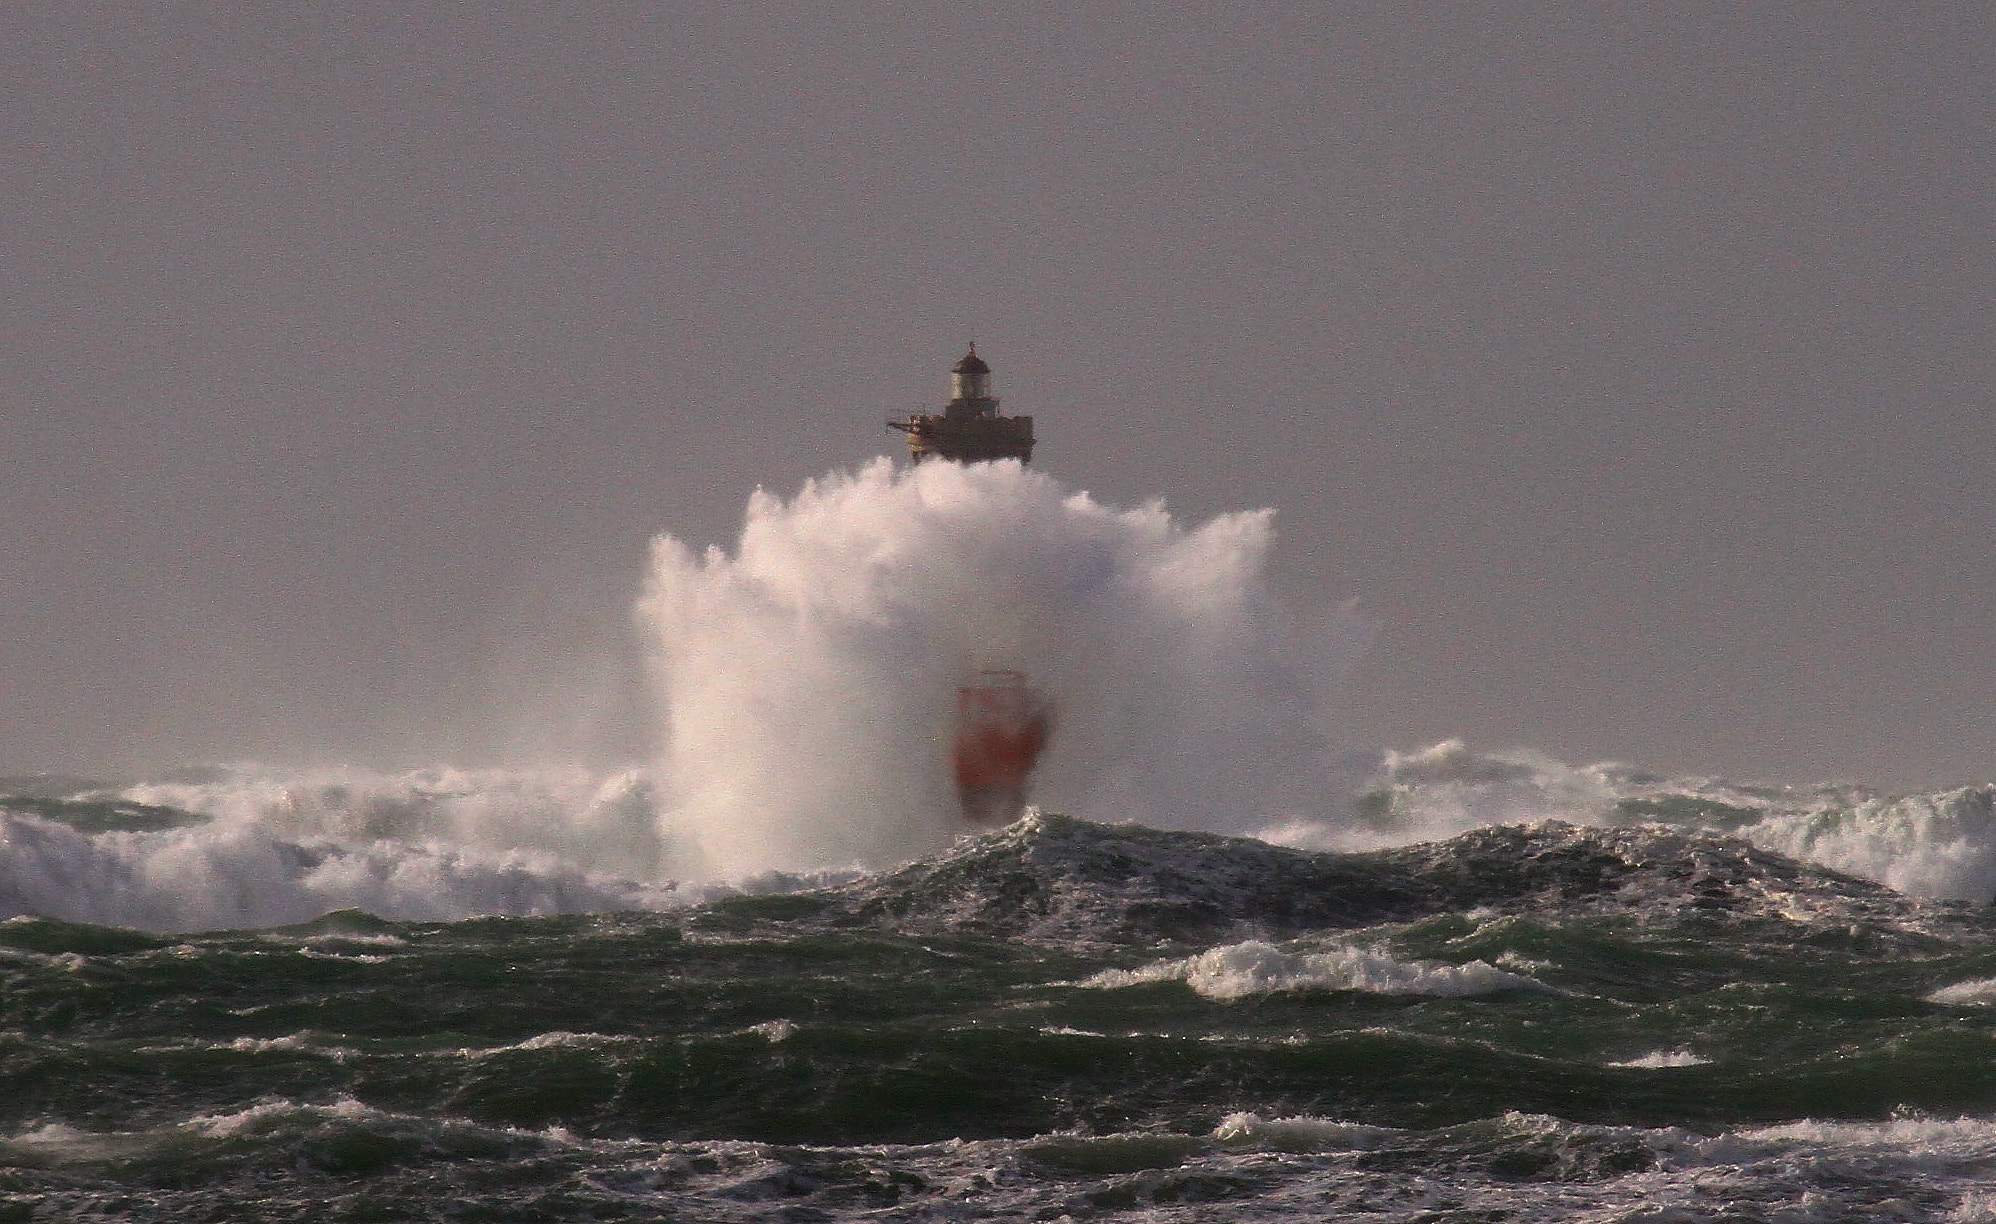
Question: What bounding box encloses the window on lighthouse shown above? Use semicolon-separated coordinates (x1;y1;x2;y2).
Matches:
951;349;992;402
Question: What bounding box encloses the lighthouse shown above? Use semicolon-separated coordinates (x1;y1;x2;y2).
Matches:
885;347;1054;826
950;669;1053;827
888;345;1036;464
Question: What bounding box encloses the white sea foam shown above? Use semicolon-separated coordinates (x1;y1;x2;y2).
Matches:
220;1034;348;1056
445;1032;636;1059
1699;1114;1996;1166
1747;787;1996;903
639;459;1368;878
1086;939;1534;1000
1926;978;1996;1005
0;804;682;932
1260;739;1996;903
292;949;391;964
186;1095;383;1138
1610;1049;1712;1068
1211;1112;1399;1152
0;760;902;930
1255;740;1627;853
121;764;667;879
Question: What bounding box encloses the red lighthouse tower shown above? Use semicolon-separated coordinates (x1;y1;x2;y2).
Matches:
951;670;1053;827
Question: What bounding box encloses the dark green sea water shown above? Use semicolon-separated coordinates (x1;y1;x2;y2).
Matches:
7;814;1996;1220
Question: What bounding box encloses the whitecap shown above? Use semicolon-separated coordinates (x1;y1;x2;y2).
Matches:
1085;939;1535;1000
442;1031;634;1059
1926;978;1996;1005
1610;1049;1712;1068
1211;1112;1399;1152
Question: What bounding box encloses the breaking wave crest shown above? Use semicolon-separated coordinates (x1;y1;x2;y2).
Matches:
1265;739;1996;901
0;768;683;931
1750;787;1996;903
1086;939;1534;1000
0;766;865;931
122;764;667;878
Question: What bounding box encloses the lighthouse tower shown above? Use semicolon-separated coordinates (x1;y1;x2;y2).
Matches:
888;345;1036;464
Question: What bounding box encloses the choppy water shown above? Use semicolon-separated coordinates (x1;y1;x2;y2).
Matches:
10;766;1996;1221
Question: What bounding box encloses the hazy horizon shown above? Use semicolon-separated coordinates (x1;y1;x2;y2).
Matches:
4;6;1992;794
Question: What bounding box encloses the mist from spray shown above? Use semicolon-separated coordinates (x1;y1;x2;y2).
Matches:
640;459;1367;878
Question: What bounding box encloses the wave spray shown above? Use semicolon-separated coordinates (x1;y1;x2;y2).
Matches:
640;458;1363;878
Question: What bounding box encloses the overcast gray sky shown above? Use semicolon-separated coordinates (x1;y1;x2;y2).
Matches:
3;3;1991;791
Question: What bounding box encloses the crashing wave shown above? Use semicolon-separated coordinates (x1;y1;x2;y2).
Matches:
0;808;681;931
1749;786;1996;903
0;765;735;930
639;459;1371;878
1264;740;1996;903
116;764;669;879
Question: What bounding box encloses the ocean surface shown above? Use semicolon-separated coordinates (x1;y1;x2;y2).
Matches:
8;748;1996;1221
